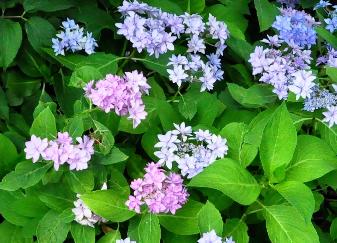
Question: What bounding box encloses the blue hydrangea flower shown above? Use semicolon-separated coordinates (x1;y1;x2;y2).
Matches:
272;8;318;48
52;18;97;56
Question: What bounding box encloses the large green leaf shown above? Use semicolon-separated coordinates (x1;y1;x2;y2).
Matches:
316;26;337;50
286;135;337;182
189;158;260;205
70;223;95;243
25;17;56;54
227;83;276;108
262;204;319;243
0;19;22;68
36;210;71;243
44;49;119;75
138;213;161;243
69;66;102;88
158;200;203;235
198;201;223;235
272;181;315;223
0;134;18;175
30;107;57;139
254;0;279;32
260;103;297;181
66;170;94;194
23;0;75;12
0;161;52;191
0;221;31;243
81;189;135;222
220;122;258;167
93;120;115;155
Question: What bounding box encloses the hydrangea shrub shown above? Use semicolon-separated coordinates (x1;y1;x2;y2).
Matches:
1;0;337;242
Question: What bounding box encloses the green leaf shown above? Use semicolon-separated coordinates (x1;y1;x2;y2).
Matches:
67;116;84;139
260;103;297;181
69;66;103;88
44;49;119;75
228;83;276;108
66;170;94;194
37;210;71;243
97;230;121;243
286;135;337;182
198;201;223;235
318;120;337;154
186;0;205;13
189;158;261;205
326;66;337;83
220;122;258;167
272;181;315;223
38;183;75;212
141;126;162;160
0;221;31;243
30;107;57;139
178;97;197;121
254;0;279;32
261;204;319;243
95;147;129;165
316;26;337;50
223;218;249;243
244;106;276;147
23;0;75;12
71;223;95;243
138;213;161;243
0;19;22;68
25;17;56;54
227;38;253;61
93;120;115;155
0;161;52;191
158;200;203;235
0;134;18;174
330;218;337;240
155;98;182;131
81;189;135;222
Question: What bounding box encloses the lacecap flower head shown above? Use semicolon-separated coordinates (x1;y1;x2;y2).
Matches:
84;71;150;128
52;18;97;56
154;123;228;178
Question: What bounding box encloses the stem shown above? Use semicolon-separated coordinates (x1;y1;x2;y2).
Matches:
117;49;136;73
1;11;27;21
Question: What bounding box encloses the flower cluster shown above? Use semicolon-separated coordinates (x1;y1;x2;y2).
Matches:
249;36;315;100
84;71;150;128
166;14;229;91
317;46;337;68
72;183;108;227
24;133;94;171
116;1;229;91
52;18;97;56
198;230;235;243
272;8;318;48
154;123;228;178
126;163;189;214
304;86;337;112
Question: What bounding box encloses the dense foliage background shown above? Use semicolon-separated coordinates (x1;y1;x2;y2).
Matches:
1;0;337;242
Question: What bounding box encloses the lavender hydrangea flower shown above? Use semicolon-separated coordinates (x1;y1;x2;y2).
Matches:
72;183;108;227
323;106;337;127
24;133;94;171
154;123;228;178
116;1;229;91
84;71;150;128
249;38;314;100
116;238;136;243
197;230;223;243
272;8;318;48
126;162;189;214
52;18;97;56
24;135;49;163
288;70;316;100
